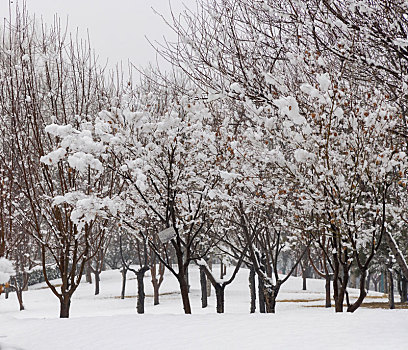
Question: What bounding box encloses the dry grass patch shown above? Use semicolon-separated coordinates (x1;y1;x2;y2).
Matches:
113;291;179;299
304;301;408;309
361;302;408;309
34;283;62;290
279;298;324;303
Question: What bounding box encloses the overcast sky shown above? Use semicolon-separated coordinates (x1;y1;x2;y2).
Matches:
0;0;187;71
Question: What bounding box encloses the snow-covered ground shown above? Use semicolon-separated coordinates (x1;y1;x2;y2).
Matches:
0;266;407;349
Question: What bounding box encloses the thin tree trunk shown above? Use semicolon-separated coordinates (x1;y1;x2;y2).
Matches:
401;275;407;303
206;259;212;297
185;266;190;293
59;295;71;318
388;268;395;310
200;265;208;308
16;290;24;311
347;269;367;312
151;264;160;305
365;272;371;291
325;274;331;308
249;266;256;313
85;261;92;284
333;261;349;312
94;271;100;296
22;272;29;292
215;284;225;313
384;270;388;293
179;276;192;314
302;270;307;291
136;269;148;314
264;285;280;314
220;259;224;279
258;275;265;313
120;268;127;300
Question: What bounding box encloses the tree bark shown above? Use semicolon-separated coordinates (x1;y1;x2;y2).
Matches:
401;274;407;303
220;259;225;279
325;274;331;308
185;266;190;293
333;257;349;312
179;276;192;314
258;275;265;313
94;271;100;296
347;269;367;312
302;272;307;291
150;263;164;306
200;265;208;308
59;295;71;318
366;272;371;291
263;285;280;313
16;290;24;311
120;268;127;300
136;268;148;314
388;268;395;310
206;259;212;297
85;261;92;284
249;266;256;313
215;284;225;313
384;270;388;293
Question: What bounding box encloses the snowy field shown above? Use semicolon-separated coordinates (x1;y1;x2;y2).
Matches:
0;266;407;350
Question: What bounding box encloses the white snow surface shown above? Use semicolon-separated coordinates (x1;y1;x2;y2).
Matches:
0;265;406;350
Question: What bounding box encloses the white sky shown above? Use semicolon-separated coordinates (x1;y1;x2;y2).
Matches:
0;0;188;71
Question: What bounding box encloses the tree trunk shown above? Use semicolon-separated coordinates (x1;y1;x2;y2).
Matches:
120;268;127;300
22;272;29;292
347;269;367;313
215;284;225;313
366;272;371;291
206;259;212;297
258;275;265;313
384;270;388;293
220;259;225;279
136;270;147;314
325;274;331;308
333;260;348;312
85;261;92;284
264;285;279;313
153;283;160;305
249;266;256;313
16;289;24;311
94;271;100;296
151;265;159;306
179;276;192;314
200;265;208;308
302;270;307;291
185;266;190;293
388;268;395;310
350;271;357;289
401;275;407;303
59;295;71;318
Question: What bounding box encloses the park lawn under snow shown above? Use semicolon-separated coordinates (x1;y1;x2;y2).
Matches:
0;266;407;350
